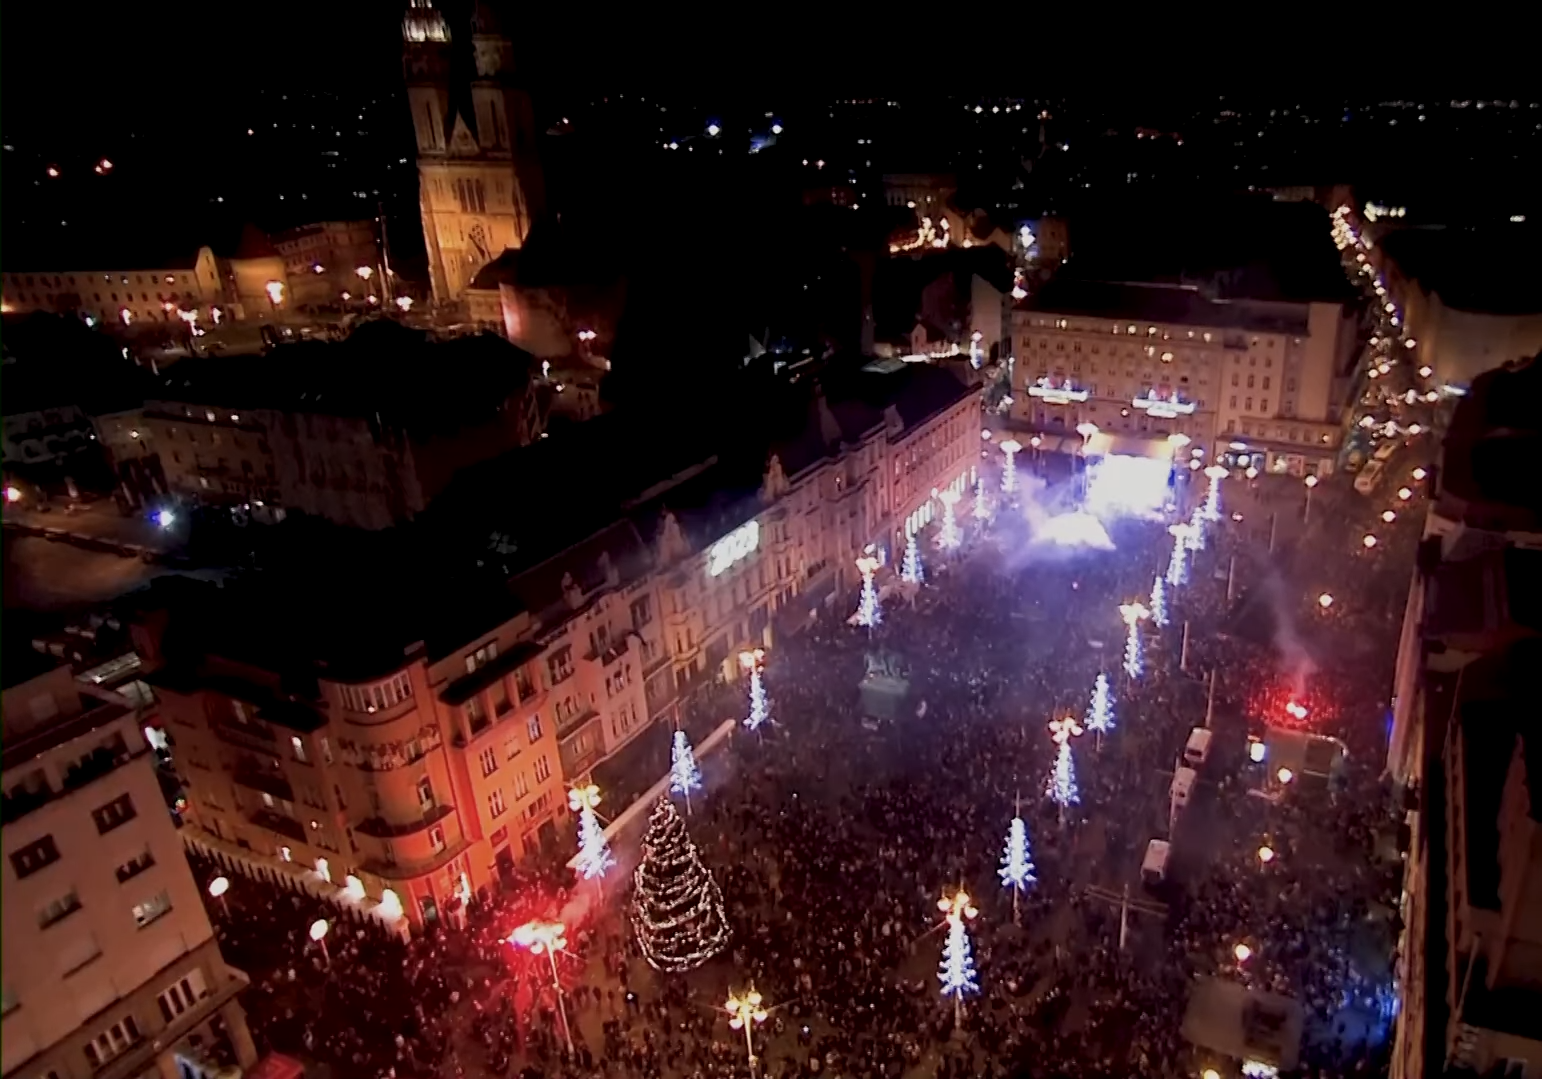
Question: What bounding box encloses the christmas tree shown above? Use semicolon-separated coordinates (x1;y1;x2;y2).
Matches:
670;729;702;814
901;532;925;585
972;475;991;522
743;657;770;732
630;798;730;973
1150;576;1168;627
569;785;615;882
1084;673;1115;739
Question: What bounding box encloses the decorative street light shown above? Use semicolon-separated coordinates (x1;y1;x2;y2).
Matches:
1303;474;1318;523
1318;593;1334;610
207;876;230;915
998;439;1022;495
510;920;574;1054
739;648;769;732
724;987;770;1075
309;918;330;964
936;888;980;1026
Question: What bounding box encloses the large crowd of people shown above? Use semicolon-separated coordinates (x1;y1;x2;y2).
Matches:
194;456;1419;1079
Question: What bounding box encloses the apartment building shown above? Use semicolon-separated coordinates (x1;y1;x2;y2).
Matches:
1385;358;1542;1079
143;358;978;932
1011;280;1354;474
270;221;384;309
1;646;257;1079
95;329;545;528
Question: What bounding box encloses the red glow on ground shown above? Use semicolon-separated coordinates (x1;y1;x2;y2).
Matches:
1248;677;1336;734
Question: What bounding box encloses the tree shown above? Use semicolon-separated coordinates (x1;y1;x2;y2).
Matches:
630;798;730;973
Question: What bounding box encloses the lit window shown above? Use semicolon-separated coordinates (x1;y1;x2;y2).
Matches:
131;890;172;928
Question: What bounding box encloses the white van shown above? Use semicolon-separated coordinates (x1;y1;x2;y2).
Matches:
1142;839;1171;885
1170;766;1197;810
1184;727;1213;767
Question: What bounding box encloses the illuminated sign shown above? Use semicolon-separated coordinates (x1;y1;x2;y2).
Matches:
707;520;759;577
1027;377;1090;404
1131;389;1196;418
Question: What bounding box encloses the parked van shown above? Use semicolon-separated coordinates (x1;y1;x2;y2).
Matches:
1184;727;1213;767
1142;839;1171;885
1170;766;1197;810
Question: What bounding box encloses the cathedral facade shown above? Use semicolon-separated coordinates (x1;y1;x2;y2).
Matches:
403;0;544;306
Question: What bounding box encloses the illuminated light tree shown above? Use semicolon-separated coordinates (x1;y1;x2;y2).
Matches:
1150;576;1168;628
1165;526;1190;587
1202;465;1227;522
936;888;980;1025
1084;672;1115;747
937;489;962;551
901;531;925;585
998;801;1036;923
854;555;882;628
630;798;730;972
670;729;703;815
999;439;1022;495
739;649;769;732
972;475;991;522
569;784;615;882
1186;505;1208;551
1046;715;1083;825
1119;602;1151;680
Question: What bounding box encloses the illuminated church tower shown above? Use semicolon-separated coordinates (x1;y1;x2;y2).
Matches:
403;0;544;305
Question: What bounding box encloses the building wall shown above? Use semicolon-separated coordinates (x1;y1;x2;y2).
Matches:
1;691;255;1079
1010;307;1343;471
1;250;223;326
273;221;383;308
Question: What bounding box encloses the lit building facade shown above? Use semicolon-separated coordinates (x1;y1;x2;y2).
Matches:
1385;360;1542;1079
271;220;385;308
1;253;223;328
1010;282;1353;474
2;654;258;1079
403;0;545;307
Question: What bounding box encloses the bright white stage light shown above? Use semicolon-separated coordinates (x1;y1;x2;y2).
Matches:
1085;454;1171;519
1035;512;1115;550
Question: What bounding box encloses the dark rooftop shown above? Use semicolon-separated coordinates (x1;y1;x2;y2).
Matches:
1022;279;1311;336
1379;225;1542;315
144;322;536;434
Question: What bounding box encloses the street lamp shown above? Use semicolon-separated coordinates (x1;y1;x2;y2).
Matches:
207;876;230;915
1397;487;1413;501
1303;474;1318;524
724;987;769;1075
1317;593;1334;610
998;439;1022;494
1362;534;1378;549
1412;467;1428;481
509;920;574;1054
1257;845;1275;865
309;918;330;964
1382;510;1397;523
1276;767;1294;785
1233;942;1253;963
355;265;374;281
264;281;285;308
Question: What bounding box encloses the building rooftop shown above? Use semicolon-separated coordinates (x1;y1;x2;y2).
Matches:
143;322;536;435
1021;279;1311;336
1379;225;1542;316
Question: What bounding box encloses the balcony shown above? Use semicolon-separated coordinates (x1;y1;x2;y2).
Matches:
355;801;453;839
555;704;598;741
247;808;307;843
211;720;278;756
230;767;294;802
2;739;146;825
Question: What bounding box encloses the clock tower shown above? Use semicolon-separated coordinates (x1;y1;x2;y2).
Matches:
403;0;544;306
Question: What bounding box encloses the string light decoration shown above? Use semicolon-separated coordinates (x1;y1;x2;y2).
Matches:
999;440;1022;495
936;489;961;550
1084;672;1115;742
1150;576;1168;628
998;802;1036;923
568;784;615;881
854;555;882;627
936;888;980;1024
739;649;769;732
670;729;703;815
972;475;991;522
1119;602;1151;680
1046;716;1083;824
630;799;730;972
1202;465;1227;522
901;532;925;585
1186;505;1208;551
1165;525;1191;587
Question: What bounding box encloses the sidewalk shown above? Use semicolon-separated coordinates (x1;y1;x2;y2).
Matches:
2;499;172;555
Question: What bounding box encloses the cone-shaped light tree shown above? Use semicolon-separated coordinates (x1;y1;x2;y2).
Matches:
901;532;925;585
1150;576;1168;628
1084;672;1115;743
630;799;731;972
670;729;702;814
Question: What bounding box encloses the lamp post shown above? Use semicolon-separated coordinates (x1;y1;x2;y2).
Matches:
738;648;769;732
937;888;980;1027
998;439;1021;495
510;920;574;1055
1075;423;1099;501
309;918;330;965
207;876;230;916
724;987;769;1076
1303;474;1319;523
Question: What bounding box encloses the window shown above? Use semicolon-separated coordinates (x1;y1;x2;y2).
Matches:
504;735;522;761
491;680;511;714
91;793;137;834
320;736;333;764
465;696;487;731
631;595;653;628
479;748;498;777
85;1016;142;1068
38;889;83;928
156;969;207;1023
132;890;172;928
514;666;535;700
1245;397;1253;411
527;715;543;742
339;673;412;712
1261;399;1269;413
533;755;552;783
10;835;61;879
1263;376;1271;390
290;735;308;763
464;641;497;673
1231;373;1238;386
115;847;156;883
1229;396;1237;408
488;789;507;818
548;646;573;684
513;770;530;799
428;826;446;853
1246;374;1255;388
416;777;435;808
